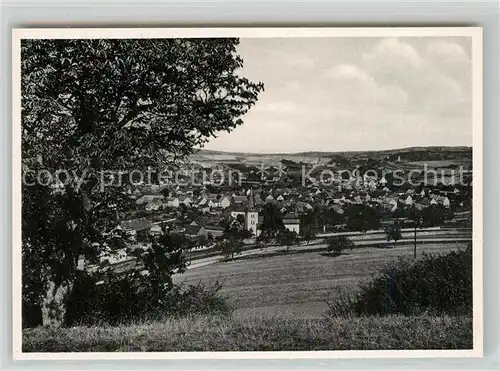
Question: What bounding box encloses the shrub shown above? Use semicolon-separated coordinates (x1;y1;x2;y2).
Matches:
64;275;231;326
173;280;232;316
326;235;354;256
350;246;472;316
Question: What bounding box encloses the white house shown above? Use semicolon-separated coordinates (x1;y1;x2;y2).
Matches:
405;195;413;206
166;197;180;208
283;215;300;234
220;196;232;209
443;196;450;208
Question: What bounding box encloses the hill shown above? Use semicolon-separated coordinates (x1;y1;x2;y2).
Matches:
190;146;472;165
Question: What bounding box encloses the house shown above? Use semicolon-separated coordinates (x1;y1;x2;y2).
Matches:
296;201;313;214
230;207;246;220
204;225;225;238
198;197;208;207
166;197;180;208
145;198;163;211
206;194;220;208
185;225;205;238
149;224;163;236
178;195;192;207
232;195;248;204
404;195;413;206
220;196;232;209
283;213;300;234
443;196;451;208
136;194;164;206
385;198;398;212
119;218;153;241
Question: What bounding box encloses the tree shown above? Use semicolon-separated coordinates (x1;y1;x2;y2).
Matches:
198;234;208;248
277;229;299;253
259;203;284;237
236;214;246;226
216;238;243;261
302;229;316;245
384;221;402;248
420;204;447;227
21;39;264;326
346;204;381;233
64;230;189;326
256;230;271;250
326;235;354;256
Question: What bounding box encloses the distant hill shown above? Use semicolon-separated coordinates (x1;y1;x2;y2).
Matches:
192;146;472;164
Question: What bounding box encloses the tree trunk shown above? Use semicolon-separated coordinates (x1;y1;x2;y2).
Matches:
42;279;73;327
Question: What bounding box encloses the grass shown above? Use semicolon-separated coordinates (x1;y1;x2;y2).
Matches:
23;313;472;352
175;242;469;319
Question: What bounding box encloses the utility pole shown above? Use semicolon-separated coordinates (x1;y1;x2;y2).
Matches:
414;224;417;259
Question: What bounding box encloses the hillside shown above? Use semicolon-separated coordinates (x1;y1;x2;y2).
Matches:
190;146;472;165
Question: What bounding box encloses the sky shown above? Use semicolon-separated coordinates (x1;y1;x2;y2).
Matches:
205;36;473;154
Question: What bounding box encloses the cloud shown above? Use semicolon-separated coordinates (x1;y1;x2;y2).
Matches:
326;64;375;84
360;38;471;118
206;37;473;153
425;41;470;63
325;64;409;110
366;38;423;69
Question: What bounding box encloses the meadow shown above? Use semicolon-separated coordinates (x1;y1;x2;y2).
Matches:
23;242;472;352
175;242;469;319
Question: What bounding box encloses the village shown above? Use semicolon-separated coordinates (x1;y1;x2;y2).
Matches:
77;152;473;271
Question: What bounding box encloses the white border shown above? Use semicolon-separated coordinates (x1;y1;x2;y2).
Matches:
12;27;483;360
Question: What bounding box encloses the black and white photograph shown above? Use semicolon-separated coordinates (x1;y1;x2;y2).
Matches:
13;28;482;358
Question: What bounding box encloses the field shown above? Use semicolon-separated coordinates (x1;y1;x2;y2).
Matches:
175;242;469;319
24;241;472;352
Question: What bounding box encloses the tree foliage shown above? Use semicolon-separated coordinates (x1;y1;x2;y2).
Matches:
277;229;299;253
259;203;284;237
346;204;381;233
326;235;354;256
384;221;403;248
21;38;264;326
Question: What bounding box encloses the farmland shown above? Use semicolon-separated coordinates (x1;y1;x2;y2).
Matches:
175;241;470;319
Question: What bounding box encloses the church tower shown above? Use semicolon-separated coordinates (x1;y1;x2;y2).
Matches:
246;189;259;237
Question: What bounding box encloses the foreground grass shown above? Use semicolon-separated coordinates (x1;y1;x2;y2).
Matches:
23;314;472;352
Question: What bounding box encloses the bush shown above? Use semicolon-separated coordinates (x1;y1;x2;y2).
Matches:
326;235;354;256
347;246;472;316
64;273;232;326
